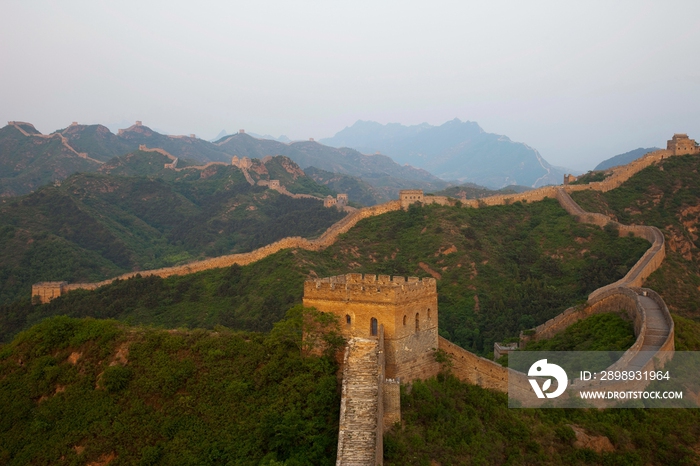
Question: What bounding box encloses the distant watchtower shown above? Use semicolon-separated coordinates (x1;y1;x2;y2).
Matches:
32;281;67;304
323;195;337;208
563;174;577;185
303;273;439;382
667;134;699;155
399;190;424;209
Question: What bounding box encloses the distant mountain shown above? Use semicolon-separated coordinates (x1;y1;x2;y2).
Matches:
214;132;449;198
304;166;388;205
0;122;447;198
433;182;531;200
211;129;228;142
594;147;660;171
248;132;292;143
320;119;565;189
211;130;292;144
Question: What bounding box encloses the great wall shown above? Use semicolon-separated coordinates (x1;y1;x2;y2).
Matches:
137;145;352;208
304;182;675;464
8;121;104;165
32;134;694;302
29;133;698;465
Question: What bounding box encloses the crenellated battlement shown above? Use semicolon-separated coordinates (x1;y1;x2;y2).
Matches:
304;273;436;305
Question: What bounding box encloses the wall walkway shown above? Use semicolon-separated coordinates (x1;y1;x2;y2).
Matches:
9;121;104;164
336;337;383;466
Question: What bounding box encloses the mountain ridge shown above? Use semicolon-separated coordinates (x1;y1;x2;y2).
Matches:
321;118;565;188
0;121;448;198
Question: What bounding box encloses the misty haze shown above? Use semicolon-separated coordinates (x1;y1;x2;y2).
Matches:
1;2;700;465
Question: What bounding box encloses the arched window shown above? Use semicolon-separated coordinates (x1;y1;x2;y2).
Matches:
346;314;351;325
370;318;378;336
427;309;431;320
415;313;420;331
403;315;407;326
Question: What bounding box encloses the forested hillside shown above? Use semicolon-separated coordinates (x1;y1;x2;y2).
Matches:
0;199;648;349
0;312;342;465
0;161;344;305
433;182;529;199
304;166;387;205
571;153;700;318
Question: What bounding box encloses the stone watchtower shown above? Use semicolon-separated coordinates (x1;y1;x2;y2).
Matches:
399;190;424;209
667;134;700;155
32;281;68;304
303;273;439;382
336;193;348;207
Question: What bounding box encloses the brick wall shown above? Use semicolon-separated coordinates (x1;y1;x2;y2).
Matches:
46;200;403;301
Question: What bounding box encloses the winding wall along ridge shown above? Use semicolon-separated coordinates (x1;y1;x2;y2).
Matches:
9;121;104;165
52;146;674;299
439;187;674;399
60;200;401;292
32;138;679;415
54;147;676;404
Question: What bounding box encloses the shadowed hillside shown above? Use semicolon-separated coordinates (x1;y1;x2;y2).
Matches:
216;132;449;198
304;166;389;205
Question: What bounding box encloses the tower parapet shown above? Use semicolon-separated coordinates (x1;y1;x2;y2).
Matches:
399;189;424;209
667;133;699;155
304;273;439;382
31;281;67;304
231;156;252;169
324;195;337;208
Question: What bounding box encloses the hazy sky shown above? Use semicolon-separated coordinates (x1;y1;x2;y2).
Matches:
2;1;699;170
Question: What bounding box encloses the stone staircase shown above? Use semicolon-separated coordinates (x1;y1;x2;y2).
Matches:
337;338;381;466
